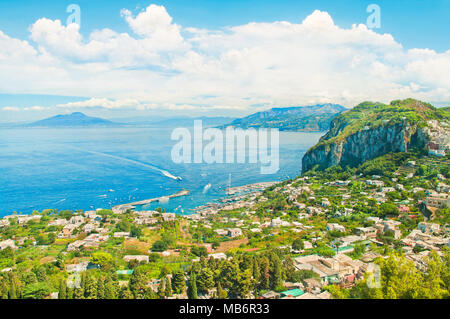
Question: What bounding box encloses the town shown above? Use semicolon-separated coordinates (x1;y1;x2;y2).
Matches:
0;150;448;299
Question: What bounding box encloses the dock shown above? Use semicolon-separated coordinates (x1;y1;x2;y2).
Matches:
112;189;190;212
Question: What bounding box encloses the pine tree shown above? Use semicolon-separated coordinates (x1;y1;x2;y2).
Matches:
216;282;227;299
259;257;270;290
84;274;97;299
73;288;84;299
171;270;186;294
96;276;105;299
252;258;260;283
187;272;198;299
119;287;133;299
129;268;147;299
104;276;118;299
157;277;165;299
58;279;67;299
269;253;283;290
197;268;215;294
164;276;173;297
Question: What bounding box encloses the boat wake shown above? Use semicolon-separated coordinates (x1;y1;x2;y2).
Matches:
68;147;182;181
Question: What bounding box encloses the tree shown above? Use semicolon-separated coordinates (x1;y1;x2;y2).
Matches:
157;277;165;299
187;272;198;299
236;268;253;298
197;268;215;294
129;267;148;299
84;273;97;299
164;276;172;297
58;278;67;299
258;257;270;290
96;276;105;299
130;225;142;238
152;240;168;252
292;238;304;251
23;282;51;299
119;287;133;299
379;203;399;217
191;246;208;257
90;251;113;269
216;282;227;299
159;264;171;279
171;270;186;294
104;276;118;299
282;257;296;281
252;258;260;283
269;253;283;291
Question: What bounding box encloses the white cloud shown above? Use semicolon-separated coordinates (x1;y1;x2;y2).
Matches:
0;6;449;115
120;4;184;50
2;106;20;111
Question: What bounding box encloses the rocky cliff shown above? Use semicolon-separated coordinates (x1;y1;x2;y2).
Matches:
301;99;448;173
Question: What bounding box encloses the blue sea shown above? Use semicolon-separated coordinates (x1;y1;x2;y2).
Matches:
0;126;323;216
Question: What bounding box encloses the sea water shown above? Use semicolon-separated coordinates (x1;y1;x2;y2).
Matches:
0;126;323;216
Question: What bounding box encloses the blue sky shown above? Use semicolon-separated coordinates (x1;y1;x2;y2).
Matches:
0;1;449;122
1;0;448;51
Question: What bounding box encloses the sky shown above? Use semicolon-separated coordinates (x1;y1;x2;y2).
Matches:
0;0;449;122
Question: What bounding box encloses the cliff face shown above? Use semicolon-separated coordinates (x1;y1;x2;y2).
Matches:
302;121;428;172
299;98;450;173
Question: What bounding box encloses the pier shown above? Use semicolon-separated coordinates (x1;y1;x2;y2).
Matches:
112;189;190;212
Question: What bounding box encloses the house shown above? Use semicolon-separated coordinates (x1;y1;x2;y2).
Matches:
436;183;450;193
208;252;227;260
326;223;345;232
303;278;322;292
398;205;410;213
294;254;363;286
112;205;133;214
162;213;176;222
214;229;228;236
123;255;149;263
426;196;449;209
261;291;280;299
270;218;282;228
48;218;68;227
355;227;378;239
321;199;331;207
381;187;395;193
418;222;440;234
334;235;365;247
294;255;339;285
114;232;130;238
383;220;402;239
67;234;109;251
0;239;16;250
83;223;98;233
69;215;84;225
134;217;158;225
17;215;42;224
58;224;78;238
66;261;90;272
0;219;10;228
227;228;243;238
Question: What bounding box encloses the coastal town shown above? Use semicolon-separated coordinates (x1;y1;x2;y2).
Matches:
0;150;448;299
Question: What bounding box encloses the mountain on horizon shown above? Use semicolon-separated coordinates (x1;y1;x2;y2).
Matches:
25;112;119;127
222;104;347;131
